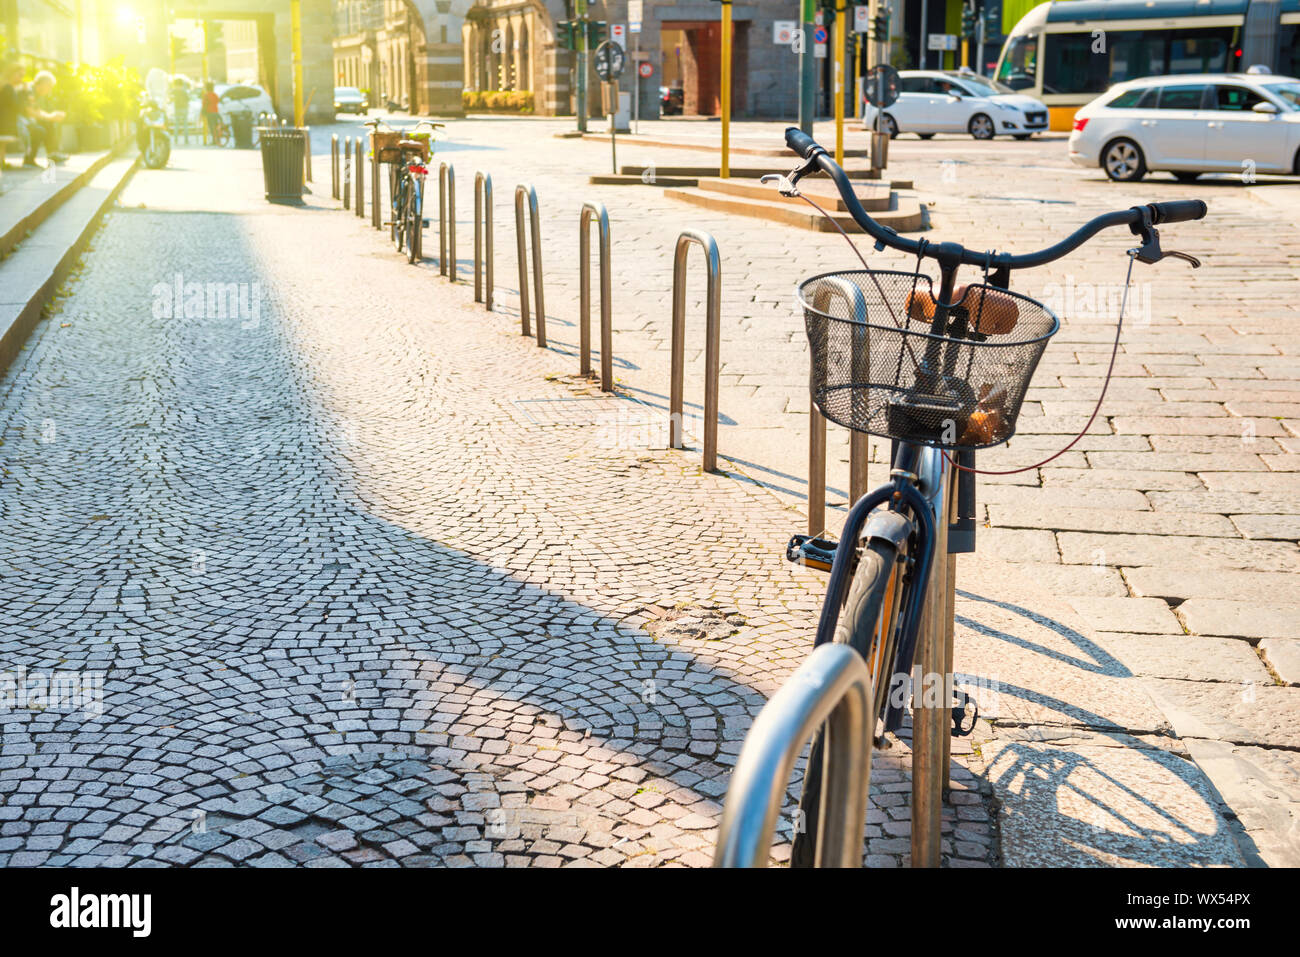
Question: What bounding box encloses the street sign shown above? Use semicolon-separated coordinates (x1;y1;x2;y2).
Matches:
853;5;869;32
863;64;900;107
773;20;796;44
928;33;957;51
813;25;828;43
638;60;653;78
628;0;643;32
610;23;626;46
594;40;627;81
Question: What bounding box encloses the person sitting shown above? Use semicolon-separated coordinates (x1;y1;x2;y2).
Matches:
19;70;68;167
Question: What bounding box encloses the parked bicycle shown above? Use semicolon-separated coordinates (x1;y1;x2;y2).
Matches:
365;117;444;264
713;128;1207;868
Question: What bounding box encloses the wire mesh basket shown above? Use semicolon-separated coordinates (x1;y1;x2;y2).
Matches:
798;270;1059;451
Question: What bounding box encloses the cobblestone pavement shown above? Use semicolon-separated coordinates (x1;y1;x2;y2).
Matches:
318;115;1300;865
0;145;1001;868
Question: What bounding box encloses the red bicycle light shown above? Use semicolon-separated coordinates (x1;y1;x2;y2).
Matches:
409;164;427;175
1072;117;1089;132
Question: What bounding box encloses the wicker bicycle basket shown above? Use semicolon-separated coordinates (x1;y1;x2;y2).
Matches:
369;130;405;163
797;270;1059;451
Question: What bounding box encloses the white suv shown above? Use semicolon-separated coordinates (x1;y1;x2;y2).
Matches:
862;70;1050;140
1069;73;1300;182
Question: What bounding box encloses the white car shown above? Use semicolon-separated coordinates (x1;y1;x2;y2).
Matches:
334;87;367;114
1069;73;1300;182
863;70;1050;140
217;83;277;125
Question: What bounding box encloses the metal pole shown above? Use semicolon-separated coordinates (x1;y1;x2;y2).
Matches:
475;172;493;310
920;0;929;71
669;229;721;473
834;0;846;165
331;134;339;199
721;0;732;178
798;0;816;134
911;462;949;869
942;477;957;793
372;149;380;229
579;202;613;392
355;138;364;219
343;137;351;209
439;163;455;281
575;0;589;133
291;0;304;127
304;125;312;183
514;186;532;337
713;642;873;868
633;33;640;133
808;409;826;536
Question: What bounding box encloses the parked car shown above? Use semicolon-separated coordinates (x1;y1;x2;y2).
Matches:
334;86;367;114
862;69;1050;140
660;85;684;116
217;83;276;125
1069;73;1300;182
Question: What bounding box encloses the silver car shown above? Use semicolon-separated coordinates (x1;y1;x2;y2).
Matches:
1069;73;1300;182
334;87;367;115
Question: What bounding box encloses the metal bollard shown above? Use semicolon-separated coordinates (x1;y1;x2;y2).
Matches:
372;148;381;229
342;137;352;210
355;138;364;219
474;172;493;310
303;126;312;183
806;277;871;534
513;184;545;346
331;134;339;199
439;163;456;281
579;201;613;392
669;229;721;473
713;642;873;867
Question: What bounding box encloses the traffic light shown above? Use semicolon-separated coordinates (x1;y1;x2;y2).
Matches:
870;10;889;40
556;20;576;51
587;20;608;47
961;4;978;40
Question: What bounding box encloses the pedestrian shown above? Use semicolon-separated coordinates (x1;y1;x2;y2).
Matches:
18;69;68;167
201;80;220;145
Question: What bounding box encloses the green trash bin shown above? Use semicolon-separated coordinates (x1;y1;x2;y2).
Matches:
230;110;255;149
259;127;306;204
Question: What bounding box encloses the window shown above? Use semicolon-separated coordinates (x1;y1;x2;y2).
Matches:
1109;31;1167;83
1156;84;1208;110
1167;30;1233;73
900;76;929;94
957;77;1000;97
1212;85;1266;111
1279;25;1300;79
1263;81;1300;110
1107;87;1152;108
1043;33;1110;95
996;32;1038;91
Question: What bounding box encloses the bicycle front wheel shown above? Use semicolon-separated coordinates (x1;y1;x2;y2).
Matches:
406;180;423;264
790;537;905;867
393;176;407;252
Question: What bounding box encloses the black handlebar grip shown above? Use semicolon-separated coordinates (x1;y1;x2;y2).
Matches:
785;126;822;159
1150;200;1207;224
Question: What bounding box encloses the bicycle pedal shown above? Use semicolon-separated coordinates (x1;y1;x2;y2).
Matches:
786;534;837;572
951;688;978;737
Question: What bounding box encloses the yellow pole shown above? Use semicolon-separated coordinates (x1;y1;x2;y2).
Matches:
201;21;210;82
720;0;732;178
835;0;846;164
962;38;969;68
291;0;305;127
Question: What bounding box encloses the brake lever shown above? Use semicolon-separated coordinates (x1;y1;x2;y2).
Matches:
1129;206;1200;268
759;173;798;196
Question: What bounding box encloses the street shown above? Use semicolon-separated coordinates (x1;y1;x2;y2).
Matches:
1;118;1297;868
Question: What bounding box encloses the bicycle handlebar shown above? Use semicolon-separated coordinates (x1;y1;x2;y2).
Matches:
782;128;1206;271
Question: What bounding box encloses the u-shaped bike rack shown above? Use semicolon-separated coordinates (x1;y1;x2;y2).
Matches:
579;201;613;392
371;147;381;229
354;138;365;220
806;277;871;535
514;184;546;346
474;172;493;309
713;642;874;867
342;137;352;210
439;163;456;281
670;229;721;473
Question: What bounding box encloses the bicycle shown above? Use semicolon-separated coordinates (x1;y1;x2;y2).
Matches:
713;128;1207;868
365;117;443;264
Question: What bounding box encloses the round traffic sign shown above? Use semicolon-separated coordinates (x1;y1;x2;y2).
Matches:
863;64;901;108
594;40;626;81
638;60;653;79
813;26;828;43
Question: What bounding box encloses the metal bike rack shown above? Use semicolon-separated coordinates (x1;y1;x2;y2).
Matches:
805;277;871;535
439;163;456;280
355;138;365;220
342;137;352;210
714;642;874;868
474;172;493;309
579;201;613;392
330;134;339;199
670;229;722;473
513;184;546;346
